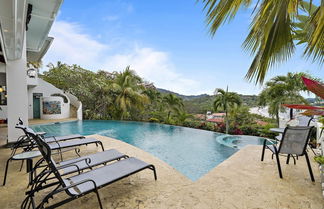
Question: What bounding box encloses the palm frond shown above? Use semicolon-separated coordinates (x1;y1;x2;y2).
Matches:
201;0;252;35
304;4;324;63
244;0;296;83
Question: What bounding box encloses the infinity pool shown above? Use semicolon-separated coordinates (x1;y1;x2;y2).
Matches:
32;120;266;181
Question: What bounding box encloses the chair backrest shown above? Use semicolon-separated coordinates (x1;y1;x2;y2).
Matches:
15;124;34;136
279;126;313;155
23;127;66;186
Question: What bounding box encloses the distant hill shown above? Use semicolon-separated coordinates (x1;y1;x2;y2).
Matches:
157;88;210;100
157;88;259;114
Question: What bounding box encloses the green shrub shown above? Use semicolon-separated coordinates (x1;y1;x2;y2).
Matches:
314;156;324;165
148;118;159;123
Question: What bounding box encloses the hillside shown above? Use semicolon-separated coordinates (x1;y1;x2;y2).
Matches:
157;88;259;114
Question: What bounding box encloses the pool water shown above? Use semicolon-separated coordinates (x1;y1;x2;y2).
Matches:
31;120;266;181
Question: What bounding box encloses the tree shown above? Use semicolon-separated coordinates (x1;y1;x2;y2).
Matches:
258;72;310;126
175;111;193;125
213;87;242;134
112;66;149;120
200;0;323;83
163;93;184;122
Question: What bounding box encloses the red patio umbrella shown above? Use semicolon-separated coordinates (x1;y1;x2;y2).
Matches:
301;109;324;116
302;76;324;99
283;104;324;110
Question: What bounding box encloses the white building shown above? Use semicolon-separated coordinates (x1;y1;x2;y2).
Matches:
0;0;81;143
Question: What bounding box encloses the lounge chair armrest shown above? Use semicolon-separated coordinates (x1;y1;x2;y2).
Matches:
45;135;58;141
40;179;98;206
58;158;92;170
50;179;98;196
56;164;81;174
263;138;276;146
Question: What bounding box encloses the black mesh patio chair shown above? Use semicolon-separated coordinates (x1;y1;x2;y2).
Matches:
274;116;316;155
261;126;315;181
21;128;157;209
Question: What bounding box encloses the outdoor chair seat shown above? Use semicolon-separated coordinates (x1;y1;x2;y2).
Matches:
58;149;127;175
47;137;103;150
44;134;85;143
64;157;153;195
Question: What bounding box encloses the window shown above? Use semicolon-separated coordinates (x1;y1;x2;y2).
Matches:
0;85;7;105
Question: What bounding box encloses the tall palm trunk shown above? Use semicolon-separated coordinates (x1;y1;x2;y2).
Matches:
275;110;280;127
167;111;171;121
225;110;229;134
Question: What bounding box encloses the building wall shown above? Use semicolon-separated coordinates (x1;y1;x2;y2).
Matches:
27;78;70;119
6;37;29;142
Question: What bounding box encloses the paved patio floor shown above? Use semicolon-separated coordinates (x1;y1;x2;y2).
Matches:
0;135;323;209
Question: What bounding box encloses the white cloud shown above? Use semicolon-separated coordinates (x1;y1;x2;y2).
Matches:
43;20;200;95
102;46;200;94
44;21;107;70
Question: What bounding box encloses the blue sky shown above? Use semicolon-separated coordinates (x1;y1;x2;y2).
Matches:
42;0;323;95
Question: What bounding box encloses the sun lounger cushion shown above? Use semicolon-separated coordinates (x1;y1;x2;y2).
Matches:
65;157;150;195
44;134;85;143
48;138;101;150
58;149;127;174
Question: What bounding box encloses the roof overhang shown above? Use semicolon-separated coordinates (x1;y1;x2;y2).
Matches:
0;0;27;61
27;36;53;62
26;0;63;53
0;0;62;62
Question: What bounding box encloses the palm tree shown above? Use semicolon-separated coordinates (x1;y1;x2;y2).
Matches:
175;111;193;125
163;93;184;122
213;87;242;134
200;0;323;83
258;72;310;126
112;66;149;119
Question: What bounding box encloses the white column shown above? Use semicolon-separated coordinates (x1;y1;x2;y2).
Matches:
6;35;28;143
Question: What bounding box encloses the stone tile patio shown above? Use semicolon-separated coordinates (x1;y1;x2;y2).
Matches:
0;135;323;209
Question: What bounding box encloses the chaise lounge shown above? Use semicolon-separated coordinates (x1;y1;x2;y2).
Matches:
22;127;157;209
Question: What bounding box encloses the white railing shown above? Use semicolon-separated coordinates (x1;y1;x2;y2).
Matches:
65;92;82;120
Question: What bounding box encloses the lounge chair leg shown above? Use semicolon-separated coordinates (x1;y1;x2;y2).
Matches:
261;140;266;161
3;158;11;186
99;142;104;151
94;190;103;209
19;160;25;172
291;155;296;165
151;165;157;180
275;152;283;178
286;154;290;164
304;152;315;182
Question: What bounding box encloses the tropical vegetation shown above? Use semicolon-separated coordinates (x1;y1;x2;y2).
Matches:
42;63;185;123
200;0;323;83
42;62;322;138
258;72;312;125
